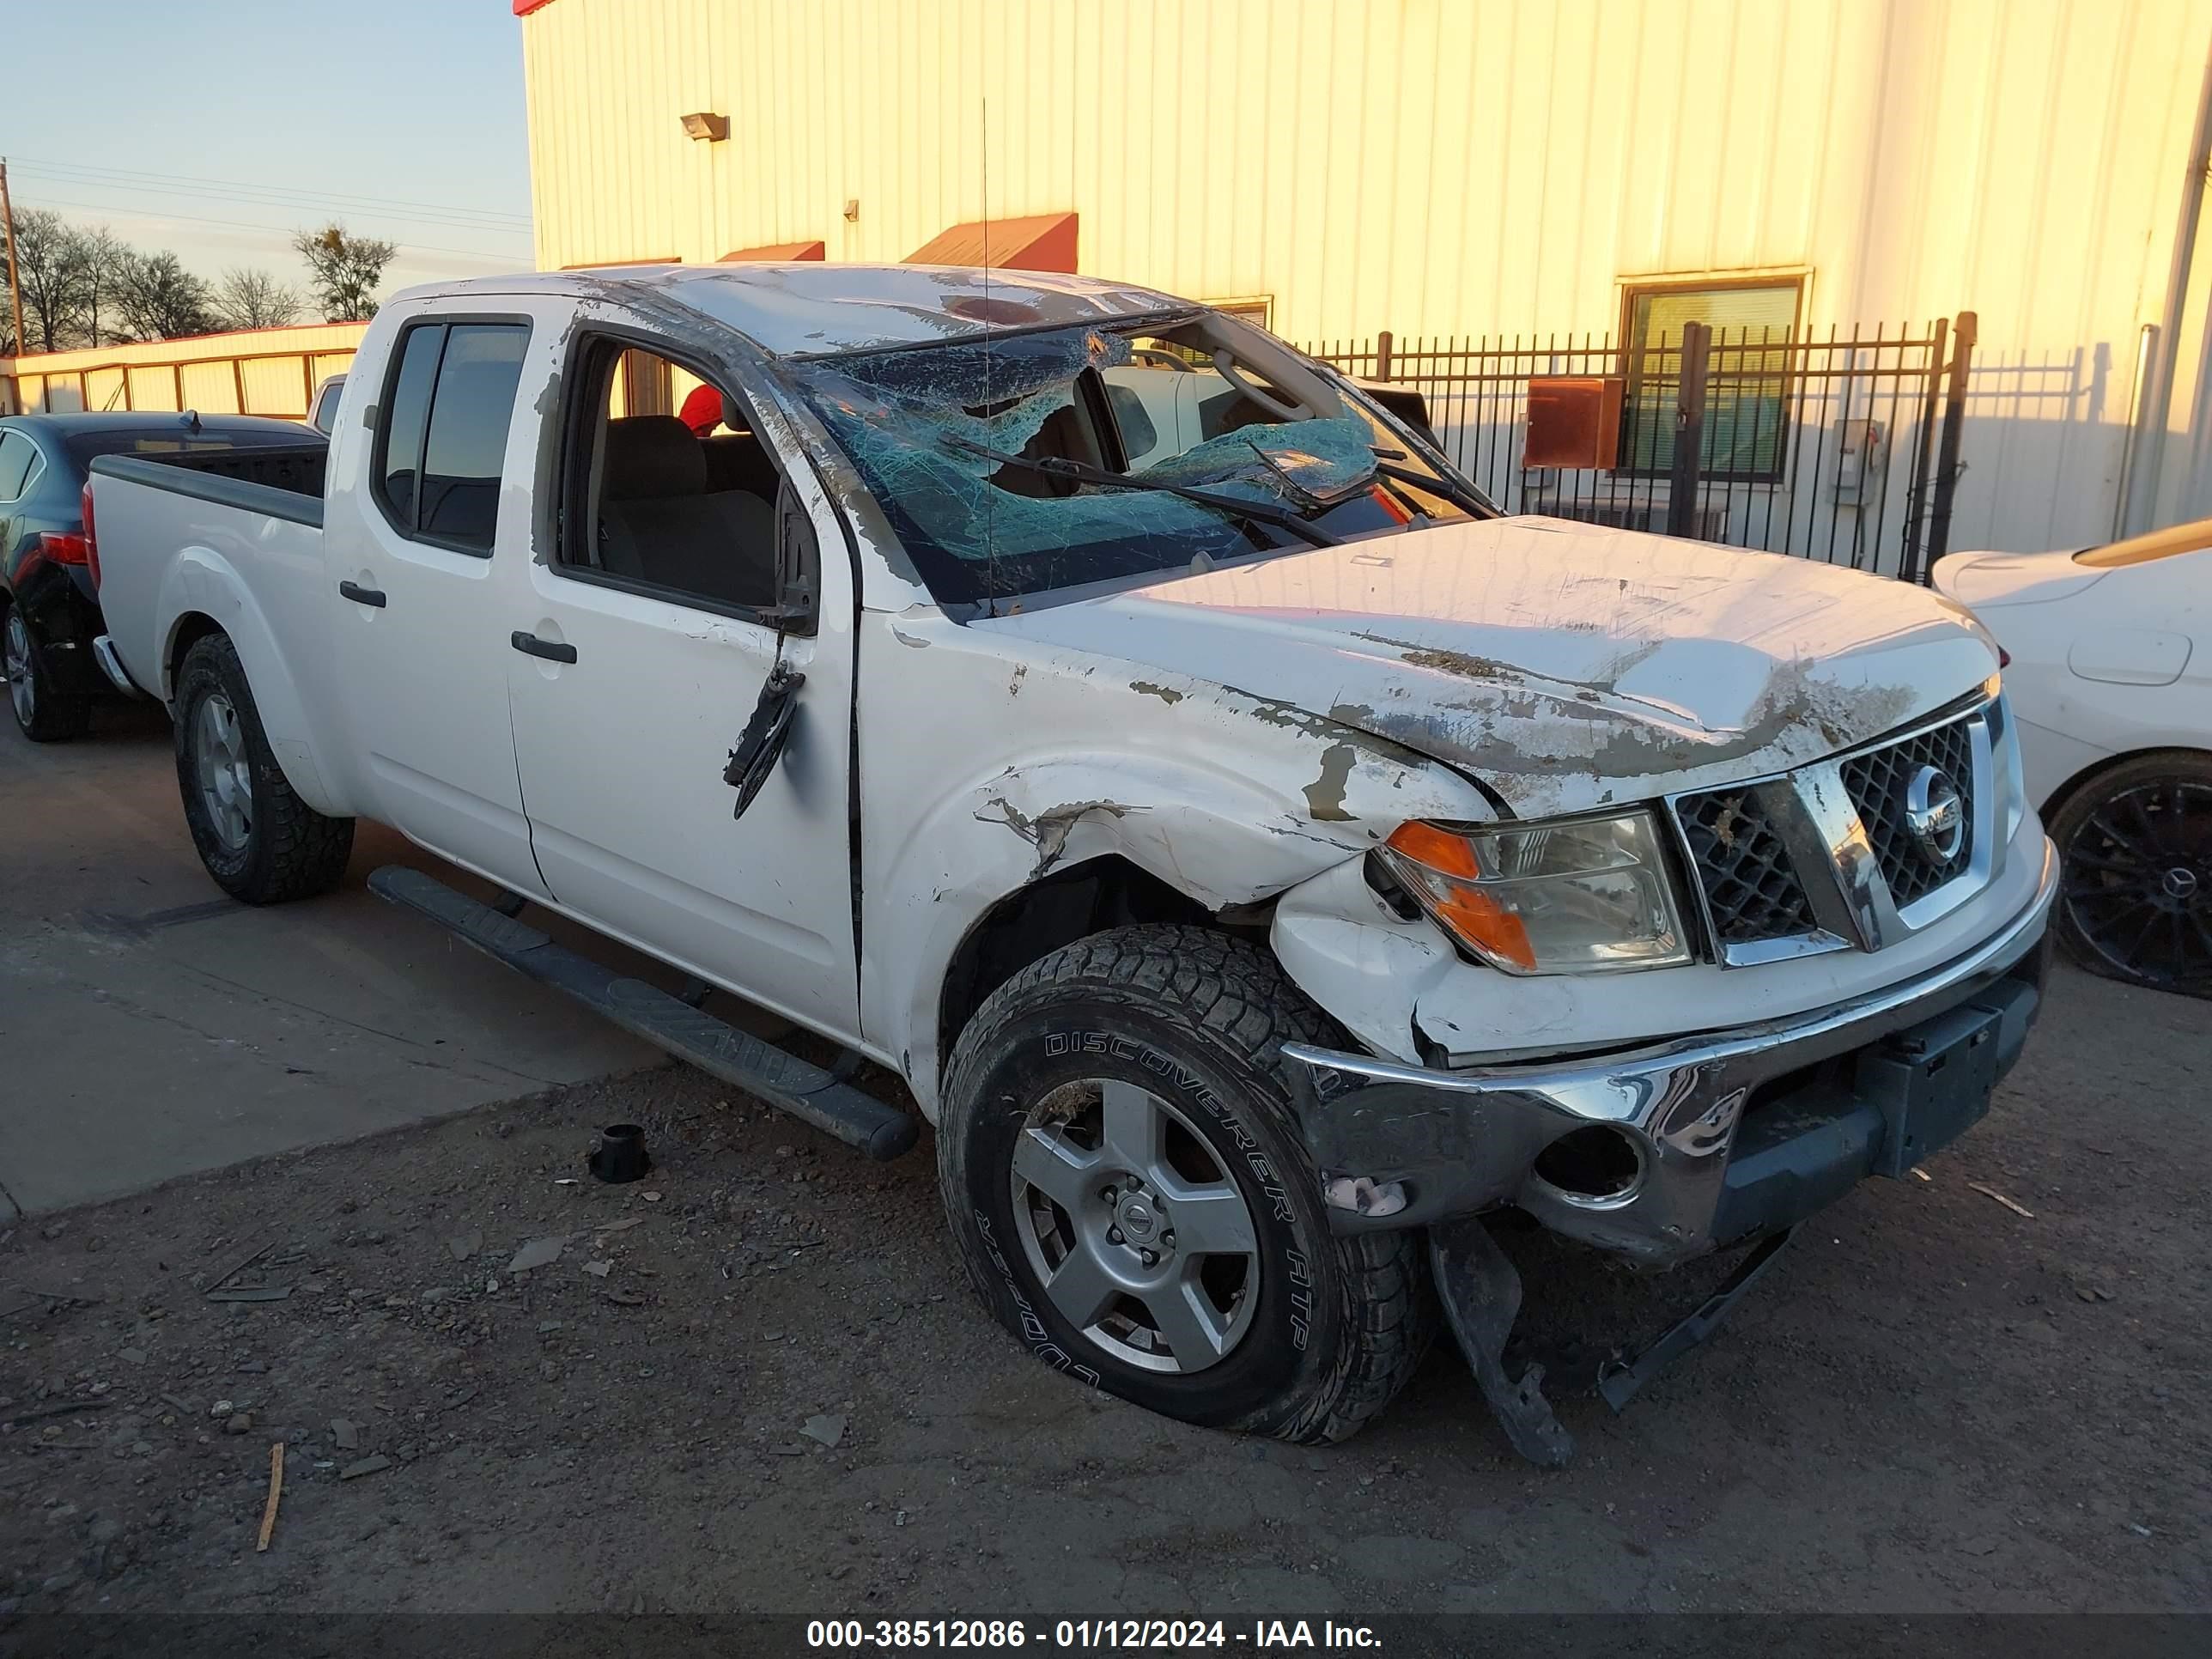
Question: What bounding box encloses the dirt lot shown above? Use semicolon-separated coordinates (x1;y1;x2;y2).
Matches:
1;963;2206;1636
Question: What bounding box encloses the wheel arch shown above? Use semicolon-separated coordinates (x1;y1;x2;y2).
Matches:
935;854;1238;1106
2040;743;2212;823
161;598;347;818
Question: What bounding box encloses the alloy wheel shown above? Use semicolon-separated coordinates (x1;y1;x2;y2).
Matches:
3;611;34;729
2062;778;2212;986
1009;1078;1261;1375
194;690;255;853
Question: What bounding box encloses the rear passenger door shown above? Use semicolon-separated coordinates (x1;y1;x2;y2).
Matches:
502;326;861;1040
328;306;547;894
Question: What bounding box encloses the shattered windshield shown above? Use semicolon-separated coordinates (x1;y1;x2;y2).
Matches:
785;314;1474;607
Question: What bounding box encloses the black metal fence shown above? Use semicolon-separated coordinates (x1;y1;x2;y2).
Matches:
1310;313;1977;582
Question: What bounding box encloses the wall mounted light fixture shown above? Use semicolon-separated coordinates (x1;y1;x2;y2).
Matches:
681;112;729;142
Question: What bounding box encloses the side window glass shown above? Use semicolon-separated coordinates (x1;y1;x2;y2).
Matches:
0;432;36;501
377;325;444;532
419;325;529;551
374;320;530;556
558;338;812;626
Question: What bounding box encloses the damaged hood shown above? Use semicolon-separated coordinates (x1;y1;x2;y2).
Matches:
982;515;2002;818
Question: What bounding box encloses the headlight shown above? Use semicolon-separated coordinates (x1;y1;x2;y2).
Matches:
1378;812;1692;975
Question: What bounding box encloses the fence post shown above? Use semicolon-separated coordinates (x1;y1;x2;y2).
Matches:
1923;310;1976;580
1375;329;1394;380
1667;322;1711;540
1899;316;1948;583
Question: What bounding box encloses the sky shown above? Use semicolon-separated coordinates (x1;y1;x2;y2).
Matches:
4;0;535;306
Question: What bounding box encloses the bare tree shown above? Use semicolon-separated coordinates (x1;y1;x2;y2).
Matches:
291;223;395;322
212;267;302;331
68;228;133;348
114;250;216;342
6;208;83;352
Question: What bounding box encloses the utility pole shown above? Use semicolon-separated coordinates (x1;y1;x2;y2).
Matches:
0;157;26;358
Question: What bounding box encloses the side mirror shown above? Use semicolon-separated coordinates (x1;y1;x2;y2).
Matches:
723;660;805;821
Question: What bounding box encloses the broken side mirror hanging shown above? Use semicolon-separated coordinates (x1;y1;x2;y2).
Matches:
723;659;805;819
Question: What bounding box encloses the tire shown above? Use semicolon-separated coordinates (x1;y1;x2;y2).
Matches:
173;632;355;904
3;602;93;743
939;924;1432;1443
2046;750;2212;991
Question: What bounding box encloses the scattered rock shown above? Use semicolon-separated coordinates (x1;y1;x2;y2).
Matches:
584;1261;612;1279
801;1413;847;1449
331;1419;362;1452
117;1348;147;1366
447;1233;483;1262
338;1455;392;1481
223;1413;253;1436
210;1400;235;1419
508;1237;565;1274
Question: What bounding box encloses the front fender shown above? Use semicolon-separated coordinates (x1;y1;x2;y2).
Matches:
855;611;1497;1118
160;548;346;817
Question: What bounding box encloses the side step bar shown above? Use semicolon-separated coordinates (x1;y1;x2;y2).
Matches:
368;866;918;1160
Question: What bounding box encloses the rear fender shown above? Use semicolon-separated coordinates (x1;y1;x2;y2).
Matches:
160;549;346;817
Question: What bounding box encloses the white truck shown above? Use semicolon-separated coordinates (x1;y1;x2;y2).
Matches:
87;264;2057;1462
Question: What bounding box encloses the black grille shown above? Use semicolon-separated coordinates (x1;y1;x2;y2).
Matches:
1840;716;1976;908
1674;786;1819;945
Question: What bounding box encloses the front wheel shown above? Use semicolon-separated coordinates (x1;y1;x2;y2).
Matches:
2047;750;2212;991
173;632;355;904
939;925;1431;1443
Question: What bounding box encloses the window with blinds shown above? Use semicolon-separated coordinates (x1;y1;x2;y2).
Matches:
1619;279;1800;482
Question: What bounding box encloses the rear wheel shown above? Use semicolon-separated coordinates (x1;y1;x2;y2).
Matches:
3;603;93;743
2047;750;2212;991
173;632;355;903
939;925;1431;1443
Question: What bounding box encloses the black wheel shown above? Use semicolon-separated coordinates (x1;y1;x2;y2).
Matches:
3;602;93;742
2048;750;2212;991
173;632;355;904
939;924;1431;1443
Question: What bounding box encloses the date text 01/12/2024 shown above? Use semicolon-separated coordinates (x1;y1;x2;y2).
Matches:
805;1620;1383;1649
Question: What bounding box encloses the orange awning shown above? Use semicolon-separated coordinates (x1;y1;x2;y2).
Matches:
719;240;826;262
905;211;1077;272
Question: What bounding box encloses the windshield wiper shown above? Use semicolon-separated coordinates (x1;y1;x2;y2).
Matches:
1370;457;1494;519
945;435;1344;549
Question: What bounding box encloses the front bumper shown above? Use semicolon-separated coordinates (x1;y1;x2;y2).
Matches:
1281;837;2059;1267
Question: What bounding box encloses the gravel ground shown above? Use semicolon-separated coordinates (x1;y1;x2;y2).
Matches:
0;963;2205;1630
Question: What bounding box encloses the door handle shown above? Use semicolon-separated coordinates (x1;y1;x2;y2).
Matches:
510;630;577;665
337;580;386;608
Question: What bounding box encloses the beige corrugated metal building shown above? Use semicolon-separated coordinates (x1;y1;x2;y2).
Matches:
515;0;2212;558
2;323;363;420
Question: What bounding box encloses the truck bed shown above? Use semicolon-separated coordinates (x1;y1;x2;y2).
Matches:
89;440;329;527
87;441;334;707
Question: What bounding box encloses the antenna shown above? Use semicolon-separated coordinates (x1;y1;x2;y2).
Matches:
980;95;998;617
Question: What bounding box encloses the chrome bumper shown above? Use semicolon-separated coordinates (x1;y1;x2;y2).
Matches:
1280;838;2060;1267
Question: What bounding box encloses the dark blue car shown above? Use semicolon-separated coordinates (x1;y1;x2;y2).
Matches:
0;410;311;740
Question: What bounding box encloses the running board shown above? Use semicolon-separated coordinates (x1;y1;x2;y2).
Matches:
368;866;918;1161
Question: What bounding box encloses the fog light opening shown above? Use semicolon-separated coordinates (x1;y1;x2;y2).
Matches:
1534;1126;1642;1200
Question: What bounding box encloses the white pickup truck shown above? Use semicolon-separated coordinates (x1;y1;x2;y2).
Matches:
87;264;2057;1461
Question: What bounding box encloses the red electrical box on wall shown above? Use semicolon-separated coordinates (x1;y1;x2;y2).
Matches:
1524;376;1626;469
